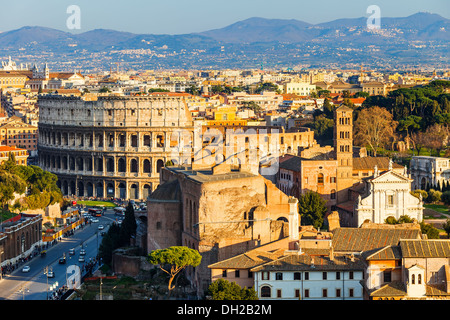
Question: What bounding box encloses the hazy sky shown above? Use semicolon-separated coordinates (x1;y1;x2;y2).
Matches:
0;0;448;34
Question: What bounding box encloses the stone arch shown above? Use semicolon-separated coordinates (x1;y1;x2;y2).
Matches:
142;184;151;200
96;182;104;198
143;159;151;173
130;183;138;199
86;182;94;197
156;159;164;174
118;158;126;172
130;158;138;173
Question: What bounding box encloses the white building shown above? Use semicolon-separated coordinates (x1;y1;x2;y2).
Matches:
251;251;364;300
410;156;450;190
354;162;423;227
282;82;316;96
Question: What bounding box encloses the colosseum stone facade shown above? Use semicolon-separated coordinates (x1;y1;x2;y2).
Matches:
38;95;195;200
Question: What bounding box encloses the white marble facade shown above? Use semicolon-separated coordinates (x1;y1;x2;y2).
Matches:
354;163;423;226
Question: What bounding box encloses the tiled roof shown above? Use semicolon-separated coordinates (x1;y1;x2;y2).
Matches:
250;253;365;272
370;281;406;297
208;249;284;269
365;245;402;261
332;227;422;253
353;157;403;170
399;240;450;258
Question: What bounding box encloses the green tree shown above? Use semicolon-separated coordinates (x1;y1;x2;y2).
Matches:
298;191;327;229
207;278;258;300
148;246;202;296
441;191;450;205
99;223;122;265
420;222;440;239
119;202;137;246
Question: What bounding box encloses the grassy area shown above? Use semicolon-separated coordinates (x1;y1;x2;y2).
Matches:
78;200;117;208
424;204;449;216
0;209;17;221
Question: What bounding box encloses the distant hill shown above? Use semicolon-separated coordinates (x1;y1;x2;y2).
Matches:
0;12;447;69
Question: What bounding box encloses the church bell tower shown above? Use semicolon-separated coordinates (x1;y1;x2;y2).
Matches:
334;105;354;204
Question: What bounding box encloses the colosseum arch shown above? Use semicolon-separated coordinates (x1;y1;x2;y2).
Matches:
143;159;151;173
118;158;126;172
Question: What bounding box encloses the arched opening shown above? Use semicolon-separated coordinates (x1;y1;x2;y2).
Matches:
106;158;114;172
156;159;164;174
118;158;126;172
118;183;126;199
143;159;151;173
96;182;104;198
86;182;93;197
261;286;271;298
130;159;138;173
106;183;114;197
130;184;138;199
142;184;151;200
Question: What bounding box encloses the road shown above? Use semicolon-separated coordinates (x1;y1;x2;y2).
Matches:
0;209;119;300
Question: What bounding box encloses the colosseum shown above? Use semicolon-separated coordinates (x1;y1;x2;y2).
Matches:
38;94;195;200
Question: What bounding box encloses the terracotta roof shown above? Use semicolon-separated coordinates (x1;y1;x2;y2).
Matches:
332;227;422;253
208;249;284;270
353;157;403;170
399;240;450;258
370;281;406;297
365;245;402;261
250;253;365;272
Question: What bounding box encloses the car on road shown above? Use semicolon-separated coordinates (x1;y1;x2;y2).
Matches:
78;256;85;263
47;271;55;278
80;249;86;255
59;258;66;264
69;248;75;255
98;225;104;230
22;266;30;273
91;219;99;223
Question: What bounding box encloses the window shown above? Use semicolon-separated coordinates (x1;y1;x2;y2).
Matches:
318;173;324;185
388;195;394;206
277;289;282;298
349;288;354;297
336;288;341;297
304;289;309;298
322;272;327;280
336;272;341;280
418;274;422;284
222;270;227;277
349;271;354;280
322;289;328;298
235;270;240;278
295;289;300;298
262;272;269;280
294;272;301;280
304;272;309;280
331;189;336;200
383;270;392;283
275;272;283;280
261;286;271;298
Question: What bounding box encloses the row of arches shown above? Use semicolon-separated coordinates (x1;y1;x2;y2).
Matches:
57;179;154;200
40;152;165;177
39;129;180;151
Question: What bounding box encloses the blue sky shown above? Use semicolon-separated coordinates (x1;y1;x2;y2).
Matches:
0;0;448;34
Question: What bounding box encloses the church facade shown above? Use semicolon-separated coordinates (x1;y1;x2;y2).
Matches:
354;163;423;227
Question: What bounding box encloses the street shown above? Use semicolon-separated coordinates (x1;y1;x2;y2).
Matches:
0;209;118;300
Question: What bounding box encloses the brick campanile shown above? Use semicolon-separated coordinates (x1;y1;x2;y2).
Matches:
334;105;354;204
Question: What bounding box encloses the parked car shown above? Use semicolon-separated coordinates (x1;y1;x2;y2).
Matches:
22;266;30;273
